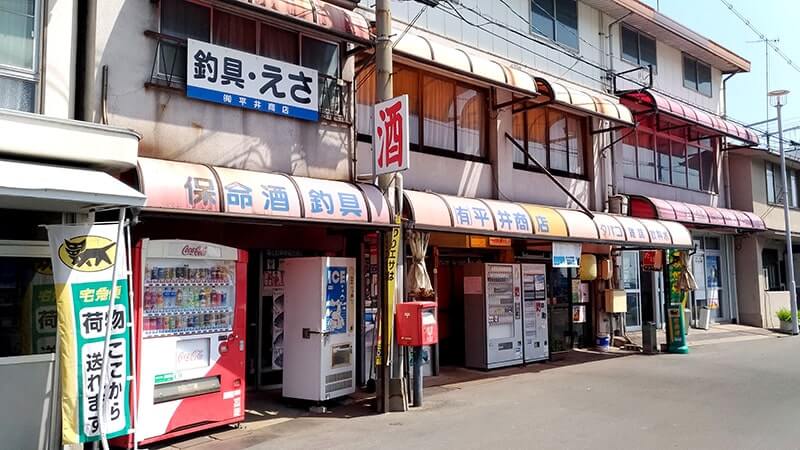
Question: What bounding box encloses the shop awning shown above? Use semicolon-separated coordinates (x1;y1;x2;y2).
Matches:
391;32;633;125
137;157;392;226
404;190;692;249
236;0;370;43
0;159;145;212
621;90;759;146
628;195;766;231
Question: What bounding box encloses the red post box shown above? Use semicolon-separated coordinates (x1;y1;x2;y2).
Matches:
396;301;438;346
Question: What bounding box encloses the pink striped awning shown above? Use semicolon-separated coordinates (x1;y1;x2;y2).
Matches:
629;195;765;231
240;0;370;42
621;90;759;146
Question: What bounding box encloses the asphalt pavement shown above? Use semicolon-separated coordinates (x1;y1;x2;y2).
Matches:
173;334;799;450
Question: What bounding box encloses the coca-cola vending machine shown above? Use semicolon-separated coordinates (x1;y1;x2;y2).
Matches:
116;239;247;447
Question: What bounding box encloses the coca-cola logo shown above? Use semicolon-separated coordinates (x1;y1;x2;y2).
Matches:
181;245;208;257
177;350;205;363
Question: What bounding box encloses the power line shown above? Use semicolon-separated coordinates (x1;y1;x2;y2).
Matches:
718;0;800;74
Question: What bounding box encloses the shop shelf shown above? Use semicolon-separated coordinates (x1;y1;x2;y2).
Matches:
143;306;233;317
142;326;233;339
144;280;233;288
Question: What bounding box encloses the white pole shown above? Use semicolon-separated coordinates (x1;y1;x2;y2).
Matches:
776;98;799;335
98;208;126;450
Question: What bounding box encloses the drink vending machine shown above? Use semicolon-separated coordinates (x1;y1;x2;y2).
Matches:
116;239;248;447
463;263;523;369
282;257;356;401
521;264;549;362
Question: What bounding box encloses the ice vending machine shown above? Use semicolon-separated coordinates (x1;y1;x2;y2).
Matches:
282;257;356;401
521;264;549;362
120;239;247;447
463;263;523;369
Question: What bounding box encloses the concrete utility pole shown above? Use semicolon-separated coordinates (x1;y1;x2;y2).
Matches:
770;89;798;335
375;0;407;412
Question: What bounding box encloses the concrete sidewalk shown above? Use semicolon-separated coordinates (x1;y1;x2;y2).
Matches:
626;323;785;349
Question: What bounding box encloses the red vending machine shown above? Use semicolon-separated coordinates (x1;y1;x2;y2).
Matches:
117;239;247;447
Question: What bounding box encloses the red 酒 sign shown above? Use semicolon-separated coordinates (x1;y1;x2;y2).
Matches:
373;95;410;176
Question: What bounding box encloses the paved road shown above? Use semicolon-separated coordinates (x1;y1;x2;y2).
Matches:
210;336;799;450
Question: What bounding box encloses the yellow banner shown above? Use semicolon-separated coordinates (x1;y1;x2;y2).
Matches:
376;217;401;366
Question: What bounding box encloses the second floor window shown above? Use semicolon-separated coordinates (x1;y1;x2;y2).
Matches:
620;25;657;70
622;125;717;192
356;65;488;160
512;108;585;177
531;0;578;50
683;54;712;96
766;161;799;207
0;0;39;113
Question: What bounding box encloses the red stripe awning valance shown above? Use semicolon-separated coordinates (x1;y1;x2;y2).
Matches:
621;90;759;146
628;195;765;231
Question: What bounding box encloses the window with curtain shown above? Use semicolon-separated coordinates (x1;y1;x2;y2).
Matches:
548;110;569;172
394;67;420;145
301;37;339;77
259;23;298;63
213;10;256;53
513;108;585;176
357;65;485;158
512;112;526;165
0;0;39;112
422;75;456;152
159;0;210;79
531;0;578;49
456;86;486;157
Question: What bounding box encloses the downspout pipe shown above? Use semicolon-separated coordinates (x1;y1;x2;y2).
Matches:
722;71;741;323
607;12;633;85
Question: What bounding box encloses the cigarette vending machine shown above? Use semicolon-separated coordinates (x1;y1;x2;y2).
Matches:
116;239;247;447
463;263;523;369
521;264;549;362
282;257;356;401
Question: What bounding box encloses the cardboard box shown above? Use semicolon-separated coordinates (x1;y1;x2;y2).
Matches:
604;289;627;313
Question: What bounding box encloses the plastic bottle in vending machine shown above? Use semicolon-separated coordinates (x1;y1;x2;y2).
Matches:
175;289;183;308
156;288;164;309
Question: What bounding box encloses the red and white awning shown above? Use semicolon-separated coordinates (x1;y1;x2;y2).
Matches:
621;90;759;146
629;195;765;231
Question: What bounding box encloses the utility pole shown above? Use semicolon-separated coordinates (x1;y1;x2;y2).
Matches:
770;89;798;335
375;0;407;412
748;38;779;146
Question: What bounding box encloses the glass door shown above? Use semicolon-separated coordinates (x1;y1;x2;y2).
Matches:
622;251;642;330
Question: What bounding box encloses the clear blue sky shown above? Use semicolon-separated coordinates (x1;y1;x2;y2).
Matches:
640;0;800;143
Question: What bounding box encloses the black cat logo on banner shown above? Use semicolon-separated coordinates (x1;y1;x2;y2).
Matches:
57;235;117;272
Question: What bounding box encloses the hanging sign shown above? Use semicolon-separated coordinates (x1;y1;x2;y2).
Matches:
373;95;410;176
187;39;319;121
641;250;663;271
47;224;131;444
552;242;581;268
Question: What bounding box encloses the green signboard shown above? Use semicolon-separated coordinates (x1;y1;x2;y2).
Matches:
667;250;689;354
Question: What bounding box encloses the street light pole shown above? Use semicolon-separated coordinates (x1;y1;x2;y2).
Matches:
770;89;798;335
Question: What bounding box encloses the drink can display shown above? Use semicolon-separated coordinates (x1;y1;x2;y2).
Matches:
157;267;166;280
168;316;176;330
219;290;227;306
167;267;175;280
178;316;187;330
150;267;158;281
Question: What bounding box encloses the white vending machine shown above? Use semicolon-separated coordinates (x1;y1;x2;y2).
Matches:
463;263;523;369
282;257;356;401
521;264;549;362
